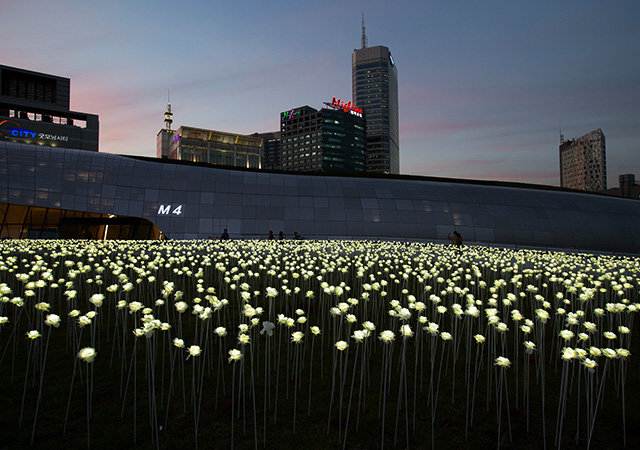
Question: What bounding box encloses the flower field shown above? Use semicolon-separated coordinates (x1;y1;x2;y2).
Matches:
0;239;638;449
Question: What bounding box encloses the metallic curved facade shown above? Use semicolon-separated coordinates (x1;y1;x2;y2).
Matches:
1;141;639;253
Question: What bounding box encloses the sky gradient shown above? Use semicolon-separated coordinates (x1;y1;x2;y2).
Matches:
3;0;639;188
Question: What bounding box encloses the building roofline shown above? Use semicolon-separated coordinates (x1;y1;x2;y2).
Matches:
123;153;628;199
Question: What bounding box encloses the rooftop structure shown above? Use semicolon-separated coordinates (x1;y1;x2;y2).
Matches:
0;64;99;152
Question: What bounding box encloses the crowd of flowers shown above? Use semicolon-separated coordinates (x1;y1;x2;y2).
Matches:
0;239;637;449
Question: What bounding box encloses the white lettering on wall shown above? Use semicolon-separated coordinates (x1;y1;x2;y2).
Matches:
157;204;184;216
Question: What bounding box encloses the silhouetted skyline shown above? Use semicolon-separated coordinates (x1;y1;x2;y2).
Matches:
2;0;638;187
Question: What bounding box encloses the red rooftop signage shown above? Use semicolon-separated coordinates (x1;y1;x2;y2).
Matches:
331;97;363;116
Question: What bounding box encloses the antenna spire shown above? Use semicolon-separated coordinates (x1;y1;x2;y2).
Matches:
559;119;564;144
164;90;173;131
361;13;368;49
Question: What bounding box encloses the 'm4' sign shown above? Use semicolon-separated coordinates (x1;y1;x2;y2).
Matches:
157;204;184;216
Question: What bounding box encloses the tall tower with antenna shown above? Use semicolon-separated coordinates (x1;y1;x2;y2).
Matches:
352;16;399;174
164;91;173;131
361;13;368;49
157;92;176;159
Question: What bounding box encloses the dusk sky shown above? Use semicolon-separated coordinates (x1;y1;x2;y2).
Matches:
3;0;639;187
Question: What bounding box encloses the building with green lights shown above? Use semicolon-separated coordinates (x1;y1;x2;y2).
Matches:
279;103;366;173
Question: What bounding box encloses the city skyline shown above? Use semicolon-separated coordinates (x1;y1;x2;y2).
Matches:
2;0;638;188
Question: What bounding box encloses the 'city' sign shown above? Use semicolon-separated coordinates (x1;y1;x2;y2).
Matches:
331;97;363;116
0;120;69;142
0;120;36;138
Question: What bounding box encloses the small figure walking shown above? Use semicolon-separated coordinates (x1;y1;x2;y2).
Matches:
268;230;274;240
278;231;284;240
447;230;463;248
220;228;229;241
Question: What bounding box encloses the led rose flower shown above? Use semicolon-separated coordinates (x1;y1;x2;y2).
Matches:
561;347;577;360
291;331;304;343
311;326;321;335
215;326;228;337
466;305;480;317
379;330;395;343
495;356;511;368
618;326;630;334
616;348;630;358
424;322;439;336
266;287;278;298
583;358;597;372
26;330;41;339
474;334;486;344
335;340;348;351
188;345;201;357
173;338;184;348
603;331;617;340
0;317;8;325
45;314;61;327
78;347;96;363
129;301;143;313
78;315;91;327
69;309;80;317
397;308;411;320
116;300;127;309
35;302;50;311
578;332;589;341
535;309;549;323
400;324;413;337
559;330;574;341
89;293;104;307
523;341;536;354
228;349;243;363
441;332;452;341
237;334;250;345
602;348;617;359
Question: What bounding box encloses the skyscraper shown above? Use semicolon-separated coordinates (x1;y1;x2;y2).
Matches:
559;128;606;191
352;19;399;174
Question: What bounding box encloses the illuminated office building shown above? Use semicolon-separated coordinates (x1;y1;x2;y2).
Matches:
280;100;366;173
352;21;399;174
0;64;99;151
157;125;262;169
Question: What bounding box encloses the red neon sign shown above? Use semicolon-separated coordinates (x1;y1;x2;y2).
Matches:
331;97;363;115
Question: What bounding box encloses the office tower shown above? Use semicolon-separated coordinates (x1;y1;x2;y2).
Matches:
559;128;606;191
254;131;281;170
0;64;99;151
279;100;366;173
352;19;399;174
